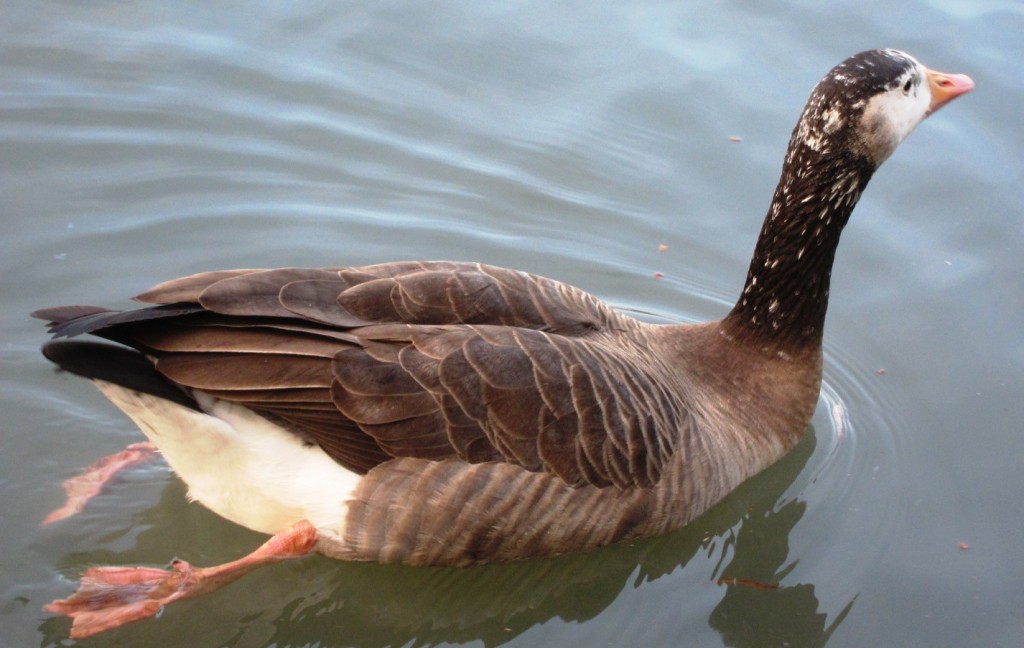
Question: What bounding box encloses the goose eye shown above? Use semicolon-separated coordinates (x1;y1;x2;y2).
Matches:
902;79;913;93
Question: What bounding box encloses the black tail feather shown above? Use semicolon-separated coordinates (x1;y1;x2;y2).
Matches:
32;303;204;340
42;340;200;411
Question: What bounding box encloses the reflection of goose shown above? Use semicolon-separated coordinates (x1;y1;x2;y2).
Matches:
36;49;971;638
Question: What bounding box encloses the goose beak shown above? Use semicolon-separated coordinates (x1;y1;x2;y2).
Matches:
926;68;974;114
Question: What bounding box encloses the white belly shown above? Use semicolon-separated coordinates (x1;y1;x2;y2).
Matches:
94;380;360;535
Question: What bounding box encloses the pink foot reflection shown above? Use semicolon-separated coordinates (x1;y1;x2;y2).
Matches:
45;519;318;639
42;442;159;525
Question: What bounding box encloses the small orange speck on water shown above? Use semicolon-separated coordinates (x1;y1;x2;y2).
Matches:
654;272;664;279
729;136;742;142
658;244;669;252
876;368;886;375
959;542;970;550
717;577;778;590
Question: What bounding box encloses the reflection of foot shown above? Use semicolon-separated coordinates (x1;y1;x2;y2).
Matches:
41;442;159;526
45;519;319;639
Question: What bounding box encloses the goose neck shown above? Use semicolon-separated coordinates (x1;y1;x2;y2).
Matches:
723;143;876;350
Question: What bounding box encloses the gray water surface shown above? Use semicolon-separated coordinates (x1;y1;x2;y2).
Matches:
2;2;1022;647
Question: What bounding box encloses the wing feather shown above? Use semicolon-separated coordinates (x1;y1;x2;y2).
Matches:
38;261;689;488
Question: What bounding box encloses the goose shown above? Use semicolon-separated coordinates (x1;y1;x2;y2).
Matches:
35;49;972;638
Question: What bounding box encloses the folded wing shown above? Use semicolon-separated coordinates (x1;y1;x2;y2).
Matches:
36;261;691;488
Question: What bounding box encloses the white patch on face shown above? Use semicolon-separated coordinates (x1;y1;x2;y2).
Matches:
857;61;932;164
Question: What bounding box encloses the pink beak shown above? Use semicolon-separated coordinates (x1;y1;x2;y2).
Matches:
925;67;975;114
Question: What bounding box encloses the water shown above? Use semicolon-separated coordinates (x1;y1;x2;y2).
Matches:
2;2;1021;646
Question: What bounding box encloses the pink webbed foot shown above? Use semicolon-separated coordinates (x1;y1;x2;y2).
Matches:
46;520;319;639
42;442;159;525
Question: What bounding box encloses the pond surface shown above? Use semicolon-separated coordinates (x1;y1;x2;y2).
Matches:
2;2;1021;647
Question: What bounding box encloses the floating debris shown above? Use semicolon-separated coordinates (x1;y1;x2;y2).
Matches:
717;578;778;590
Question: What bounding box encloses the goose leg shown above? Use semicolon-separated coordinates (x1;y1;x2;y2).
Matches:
45;519;318;639
42;442;159;525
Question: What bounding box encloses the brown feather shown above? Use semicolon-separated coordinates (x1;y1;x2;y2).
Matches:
197;268;342;317
134;269;264;304
156;353;333;390
278;279;371;327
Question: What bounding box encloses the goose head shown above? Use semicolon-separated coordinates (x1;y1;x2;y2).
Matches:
794;48;974;167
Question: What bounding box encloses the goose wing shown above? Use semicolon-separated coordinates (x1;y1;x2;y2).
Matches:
38;261;690;489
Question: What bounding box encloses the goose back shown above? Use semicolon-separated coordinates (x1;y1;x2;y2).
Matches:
38;262;712;487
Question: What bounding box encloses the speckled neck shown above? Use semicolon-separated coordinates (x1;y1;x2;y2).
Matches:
722;125;876;350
